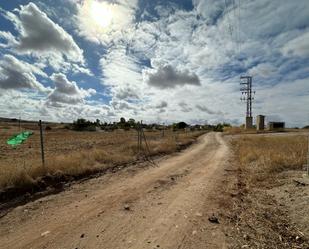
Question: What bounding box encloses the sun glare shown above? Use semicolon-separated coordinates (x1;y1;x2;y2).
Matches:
87;0;113;29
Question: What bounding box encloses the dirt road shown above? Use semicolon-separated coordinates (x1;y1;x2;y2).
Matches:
0;132;231;249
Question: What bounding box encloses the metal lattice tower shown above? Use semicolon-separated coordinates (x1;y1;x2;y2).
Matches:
240;76;255;117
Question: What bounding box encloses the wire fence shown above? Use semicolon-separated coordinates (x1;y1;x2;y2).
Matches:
0;121;205;189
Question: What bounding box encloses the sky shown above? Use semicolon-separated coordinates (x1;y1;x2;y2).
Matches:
0;0;308;127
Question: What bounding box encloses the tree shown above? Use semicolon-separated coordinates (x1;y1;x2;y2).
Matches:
174;122;188;130
128;118;136;128
213;123;224;132
72;118;96;131
120;117;126;123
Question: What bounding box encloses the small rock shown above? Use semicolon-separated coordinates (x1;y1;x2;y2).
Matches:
80;233;85;238
195;212;203;217
41;231;50;237
124;204;130;211
192;230;197;235
97;210;104;217
208;214;219;224
243;234;250;240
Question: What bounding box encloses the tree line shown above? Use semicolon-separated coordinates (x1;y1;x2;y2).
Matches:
69;118;231;132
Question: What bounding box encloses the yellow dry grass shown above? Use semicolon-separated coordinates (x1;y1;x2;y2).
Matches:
232;134;308;185
228;133;309;249
0;127;204;190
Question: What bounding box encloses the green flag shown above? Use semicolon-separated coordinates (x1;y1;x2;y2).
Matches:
7;131;33;147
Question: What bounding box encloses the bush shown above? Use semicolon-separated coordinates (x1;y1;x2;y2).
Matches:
72;118;97;131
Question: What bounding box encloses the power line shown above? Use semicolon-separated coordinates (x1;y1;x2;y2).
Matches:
238;0;241;54
223;0;242;55
224;0;234;38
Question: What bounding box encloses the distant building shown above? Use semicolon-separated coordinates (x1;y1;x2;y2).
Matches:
256;115;265;131
268;122;285;131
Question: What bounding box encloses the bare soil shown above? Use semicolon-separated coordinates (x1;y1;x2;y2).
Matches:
0;132;232;249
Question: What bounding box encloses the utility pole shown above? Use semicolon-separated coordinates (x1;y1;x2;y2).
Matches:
38;120;45;169
240;76;255;129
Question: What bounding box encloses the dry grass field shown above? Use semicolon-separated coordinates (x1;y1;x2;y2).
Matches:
233;134;307;184
0;123;205;191
228;133;309;248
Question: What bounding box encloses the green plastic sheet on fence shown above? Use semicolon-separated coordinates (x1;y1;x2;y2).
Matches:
7;131;33;147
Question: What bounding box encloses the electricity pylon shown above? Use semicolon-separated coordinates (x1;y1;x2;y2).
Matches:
240;76;255;129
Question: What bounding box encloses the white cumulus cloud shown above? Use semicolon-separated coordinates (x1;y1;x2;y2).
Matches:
47;73;96;106
0;54;47;91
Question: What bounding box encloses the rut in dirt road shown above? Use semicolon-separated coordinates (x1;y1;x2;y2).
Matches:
0;132;230;249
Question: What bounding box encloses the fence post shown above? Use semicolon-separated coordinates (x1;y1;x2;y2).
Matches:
137;122;140;154
307;133;309;176
39;120;45;169
140;120;143;152
162;123;165;138
137;121;142;155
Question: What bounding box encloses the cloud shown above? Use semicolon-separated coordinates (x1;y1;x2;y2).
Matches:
13;3;84;62
0;54;47;91
0;31;17;48
115;87;139;100
47;73;95;106
192;0;224;24
146;65;201;89
248;63;278;78
100;46;144;103
111;100;136;111
155;101;168;109
196;104;223;115
76;0;138;44
281;31;309;58
0;3;89;74
100;46;142;87
257;77;309;127
178;101;192;112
